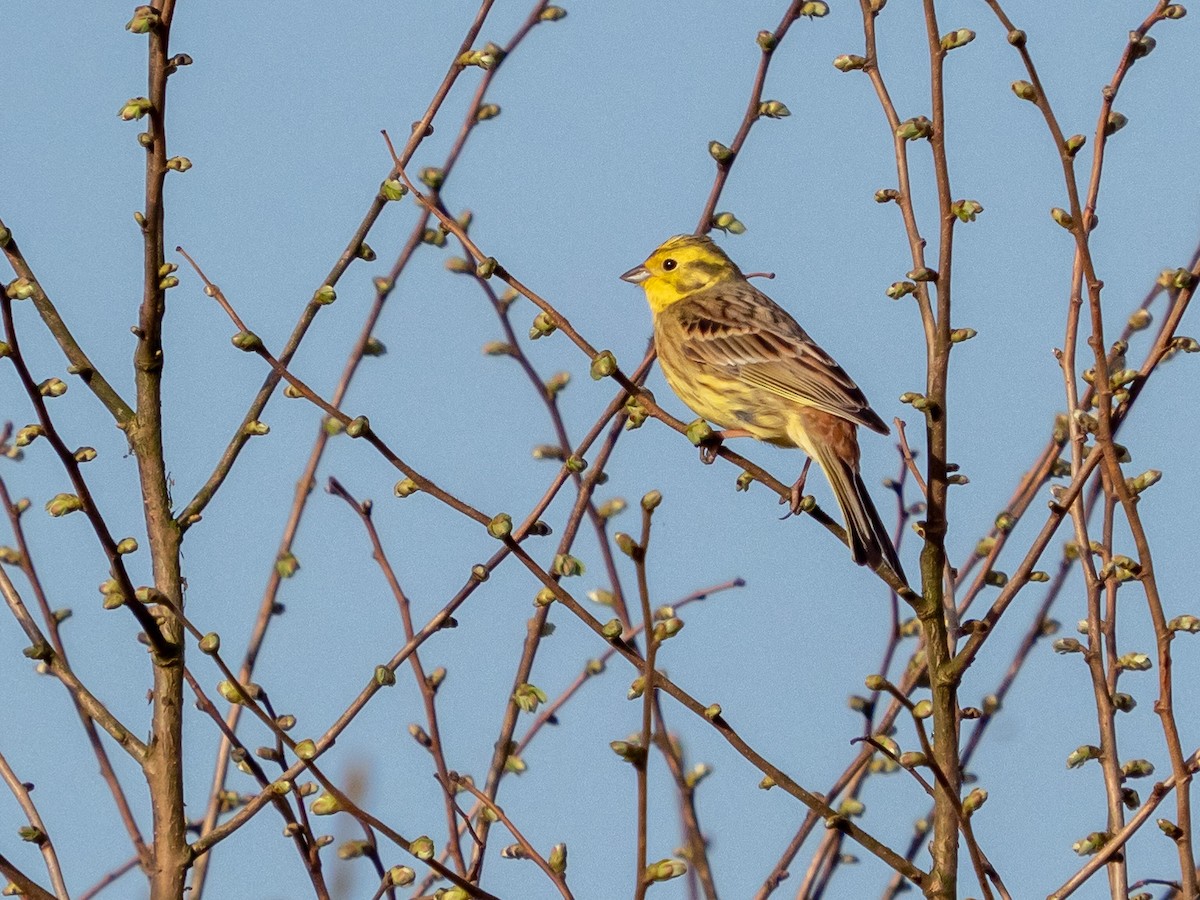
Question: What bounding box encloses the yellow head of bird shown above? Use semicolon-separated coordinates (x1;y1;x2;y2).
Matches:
621;234;742;313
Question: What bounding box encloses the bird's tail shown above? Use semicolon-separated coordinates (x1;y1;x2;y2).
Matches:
814;444;906;582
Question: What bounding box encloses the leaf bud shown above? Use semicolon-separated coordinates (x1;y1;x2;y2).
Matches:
1116;652;1152;671
886;281;916;299
1064;134;1086;157
1066;745;1101;768
601;618;623;639
379;178;407;201
1104;112;1128;136
834;54;867;72
1122;758;1155;778
1159;819;1185;840
552;553;585;577
534;587;556;607
940;29;975;51
45;493;85;517
540;6;567;21
512;682;547;713
800;2;829;17
118;97;153;121
758;100;791;118
590;349;617;379
487;513;513;539
1051;207;1074;229
1011;81;1037;102
951;199;983;223
166;156;192;172
685;418;714;446
1007;28;1027;46
708;140;734;162
641;489;663;512
962;788;988;814
419;167;445;189
712;211;746;234
231;330;262;352
756;30;777;51
645;858;687;882
5;277;36;300
529;311;557;339
895;116;933;141
1161;4;1187;18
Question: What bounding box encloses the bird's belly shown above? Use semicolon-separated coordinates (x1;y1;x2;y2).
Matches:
659;360;795;446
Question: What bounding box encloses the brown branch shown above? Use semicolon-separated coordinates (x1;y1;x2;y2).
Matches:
445;773;575;900
0;477;151;868
695;0;807;232
326;477;467;875
0;748;68;899
0;216;134;424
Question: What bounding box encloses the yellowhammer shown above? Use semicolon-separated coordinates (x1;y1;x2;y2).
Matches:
621;233;903;577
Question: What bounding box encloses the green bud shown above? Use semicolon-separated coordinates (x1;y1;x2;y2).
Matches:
758;99;790;118
344;416;369;438
1104;112;1128;136
529;311;557;339
708;141;733;162
166;156;192;172
886;281;916;299
311;792;340;815
590;350;617;379
540;6;567;21
624;395;649;429
115;537;138;555
487;513;512;539
874;189;899;203
1051;207;1074;229
118;97;153;121
380;178;407;201
475;103;502;123
645;858;688;882
613;532;638;558
1066;745;1101;768
45;493;85;517
1160;818;1185;840
512;682;548;713
1129;32;1157;60
1007;28;1027;46
394;478;419;498
1053;638;1084;654
1073;832;1110;856
704;703;722;721
912;699;933;719
1065;134;1086;157
419;168;446;191
800;1;829;17
597;497;626;519
641;489;663;512
610;740;646;764
534;587;556;607
5;277;36;300
1116;652;1152;671
552;553;585;577
685;418;714;446
275;552;300;579
231;330;262;352
712;211;746;234
125;5;159;33
1161;4;1187;18
759;775;776;789
940;29;975;51
1011;81;1037;102
388;866;415;886
951;199;983;223
834;54;867;72
601;618;623;639
962;788;988;814
409;835;435;860
895;116;933;141
756;30;777;51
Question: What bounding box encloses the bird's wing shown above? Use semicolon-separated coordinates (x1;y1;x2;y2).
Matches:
670;286;889;434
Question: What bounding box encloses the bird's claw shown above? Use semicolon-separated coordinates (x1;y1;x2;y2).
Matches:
698;436;723;465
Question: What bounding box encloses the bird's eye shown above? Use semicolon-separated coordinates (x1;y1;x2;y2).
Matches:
662;258;677;271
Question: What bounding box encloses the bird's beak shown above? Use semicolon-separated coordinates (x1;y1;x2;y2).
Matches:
620;264;651;284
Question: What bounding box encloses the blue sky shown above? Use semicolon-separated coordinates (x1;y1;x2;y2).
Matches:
2;2;1199;898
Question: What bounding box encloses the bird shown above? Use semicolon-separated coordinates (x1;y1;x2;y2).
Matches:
620;233;903;578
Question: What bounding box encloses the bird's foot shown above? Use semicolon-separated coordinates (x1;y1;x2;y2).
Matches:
779;458;813;519
696;428;752;465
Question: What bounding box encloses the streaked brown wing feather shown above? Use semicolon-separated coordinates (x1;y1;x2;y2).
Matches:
671;285;889;434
